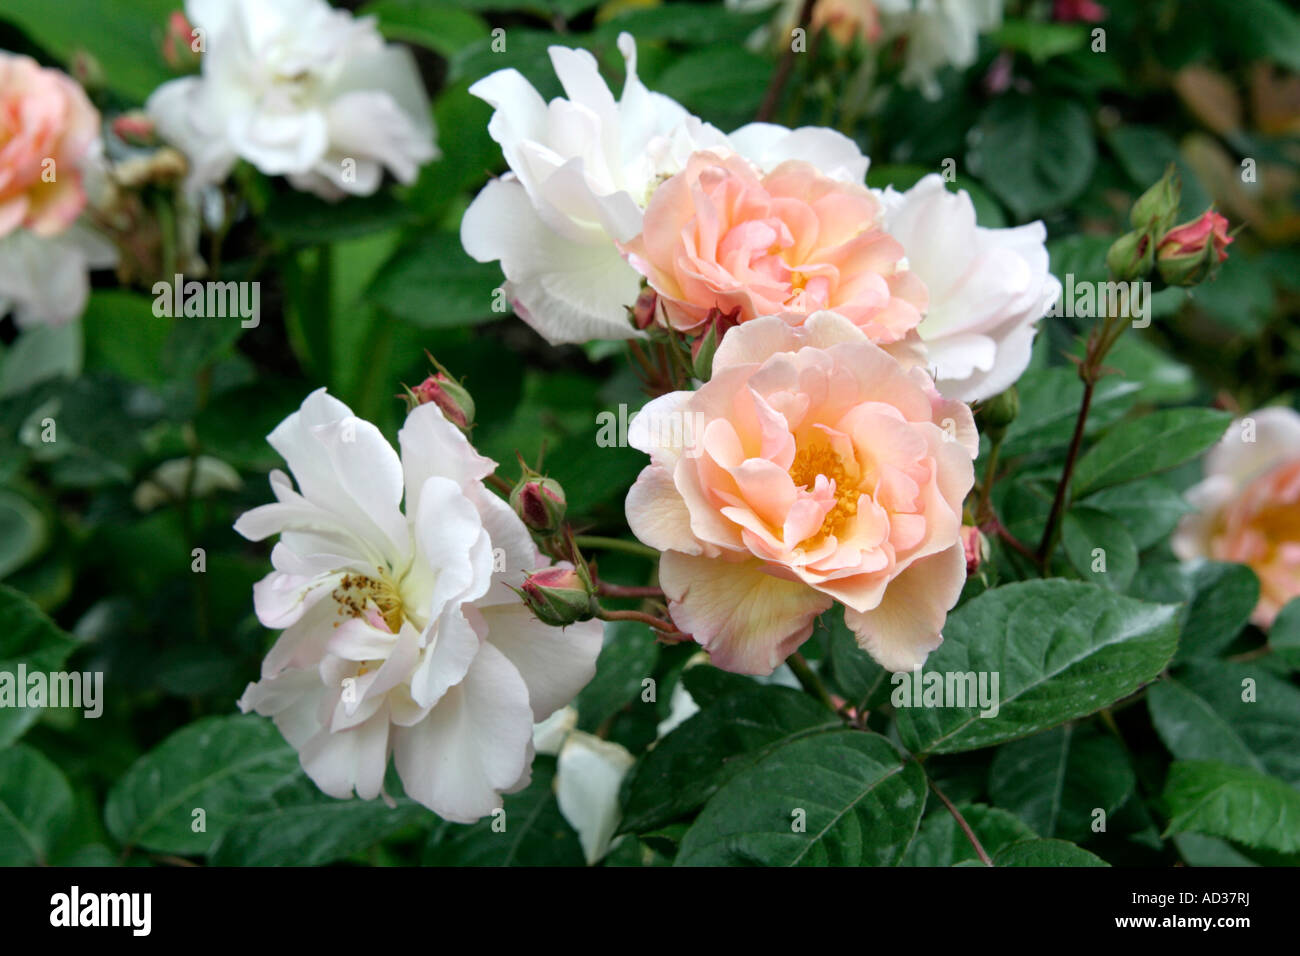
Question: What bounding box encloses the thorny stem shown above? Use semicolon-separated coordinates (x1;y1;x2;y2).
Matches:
788;652;837;712
928;775;993;866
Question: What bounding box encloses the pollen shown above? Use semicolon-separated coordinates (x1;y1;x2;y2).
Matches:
788;444;859;543
332;572;404;633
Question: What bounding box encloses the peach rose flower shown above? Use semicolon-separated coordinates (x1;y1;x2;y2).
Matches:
1174;406;1300;627
624;312;977;674
0;53;99;239
621;151;926;341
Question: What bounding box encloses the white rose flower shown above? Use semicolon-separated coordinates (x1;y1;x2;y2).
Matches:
532;704;635;865
878;173;1059;402
147;0;437;201
876;0;1003;99
0;223;117;328
235;389;602;823
460;33;869;346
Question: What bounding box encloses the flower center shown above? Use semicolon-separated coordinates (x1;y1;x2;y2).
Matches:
332;572;404;633
788;444;859;542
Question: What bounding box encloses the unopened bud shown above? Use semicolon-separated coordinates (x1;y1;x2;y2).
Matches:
510;475;567;535
112;112;157;147
691;321;720;381
631;287;658;330
163;12;203;70
961;525;989;575
1106;228;1154;282
1129;165;1181;235
1155;209;1232;287
976;385;1019;437
403;367;474;430
69;50;105;94
518;566;596;627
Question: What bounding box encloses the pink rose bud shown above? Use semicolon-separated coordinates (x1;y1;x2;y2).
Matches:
1156;209;1232;286
112;112;157;147
403;371;475;430
961;525;988;575
510;475;567;535
632;287;659;330
1054;0;1108;22
163;11;202;70
519;566;596;627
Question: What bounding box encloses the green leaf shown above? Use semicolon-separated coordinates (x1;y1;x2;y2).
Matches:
895;581;1179;755
210;778;430;865
0;745;74;866
593;4;768;46
0;584;78;748
263;190;416;245
366;231;505;328
1210;0;1300;70
422;757;584;865
652;48;772;130
994;837;1109;866
1161;760;1300;854
1148;662;1300;786
0;322;82;399
0;490;47;581
902;804;1036;866
1000;367;1139;459
620;685;839;835
104;715;302;855
968;95;1096;219
824;610;889;710
675;732;926;866
574;621;660;733
988;725;1135;842
1271;598;1300;671
1082;478;1192;551
361;0;489;58
1062;506;1138;592
1071;408;1233;497
82;292;174;385
989;20;1088;63
0;0;178;102
1106;125;1212;219
1135;560;1260;661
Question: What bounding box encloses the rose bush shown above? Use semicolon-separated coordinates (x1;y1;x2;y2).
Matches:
1;0;1298;876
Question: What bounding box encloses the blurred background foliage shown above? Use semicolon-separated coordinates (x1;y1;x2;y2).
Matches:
0;0;1298;867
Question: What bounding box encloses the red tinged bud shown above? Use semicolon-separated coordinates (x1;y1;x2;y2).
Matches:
510;476;567;535
518;566;596;627
1156;209;1233;286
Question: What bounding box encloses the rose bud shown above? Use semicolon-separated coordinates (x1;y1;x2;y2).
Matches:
402;371;475;430
519;566;597;627
1129;165;1181;235
631;287;658;330
112;112;157;147
510;475;567;535
1105;228;1154;282
163;11;202;70
1156;209;1233;287
961;525;989;575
